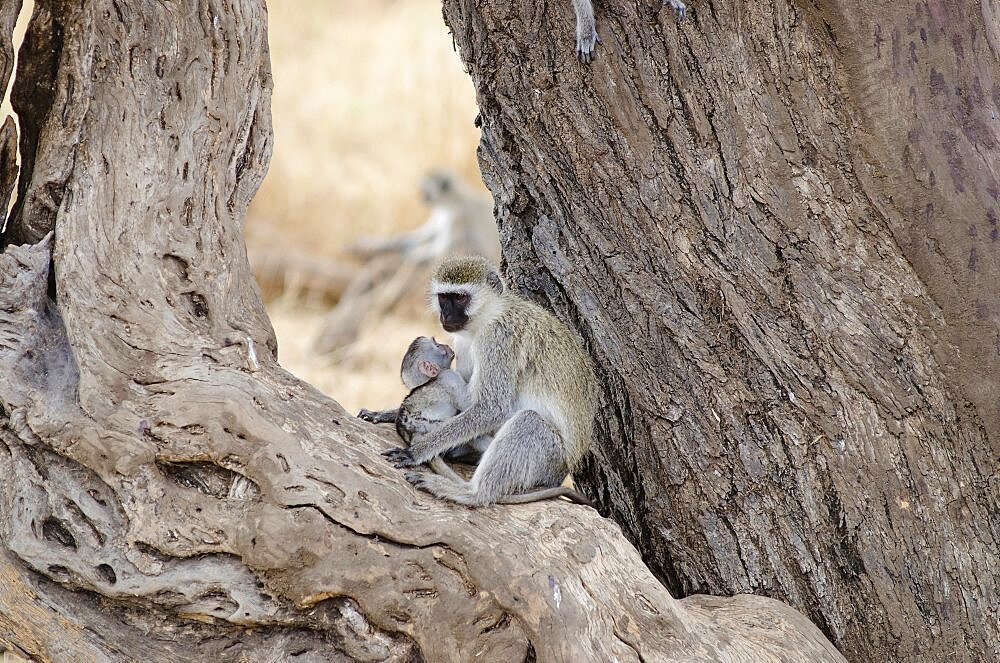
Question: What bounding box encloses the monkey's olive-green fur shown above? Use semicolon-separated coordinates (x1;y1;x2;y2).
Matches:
433;256;495;285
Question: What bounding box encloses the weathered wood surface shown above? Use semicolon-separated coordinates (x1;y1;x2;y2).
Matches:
0;0;20;220
441;0;1000;661
0;1;845;661
0;0;18;97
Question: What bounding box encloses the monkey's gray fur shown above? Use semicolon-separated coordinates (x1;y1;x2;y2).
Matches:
347;170;499;265
572;0;686;63
383;257;597;508
358;337;468;483
365;335;593;506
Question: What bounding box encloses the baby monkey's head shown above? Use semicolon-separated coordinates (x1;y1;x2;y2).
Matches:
400;336;455;389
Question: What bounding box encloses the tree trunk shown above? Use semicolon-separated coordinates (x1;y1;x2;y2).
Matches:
440;0;1000;661
0;1;845;661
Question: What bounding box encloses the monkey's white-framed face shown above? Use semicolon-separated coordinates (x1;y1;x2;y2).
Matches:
430;282;480;333
428;282;479;312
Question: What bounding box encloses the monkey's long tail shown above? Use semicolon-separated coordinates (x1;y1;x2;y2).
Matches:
498;487;595;509
427;458;596;508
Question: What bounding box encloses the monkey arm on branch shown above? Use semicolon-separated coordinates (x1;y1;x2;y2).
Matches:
346;232;422;258
346;219;438;259
384;397;508;467
357;407;401;424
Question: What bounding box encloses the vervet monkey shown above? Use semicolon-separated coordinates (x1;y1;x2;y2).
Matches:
314;170;499;355
383;257;598;507
358;336;469;482
362;336;591;505
573;0;686;63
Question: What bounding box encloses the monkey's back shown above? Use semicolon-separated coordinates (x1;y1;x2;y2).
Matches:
498;295;598;468
439;196;499;264
396;381;461;444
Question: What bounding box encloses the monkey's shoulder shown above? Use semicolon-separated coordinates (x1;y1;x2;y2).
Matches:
500;294;567;327
493;296;583;347
401;381;448;407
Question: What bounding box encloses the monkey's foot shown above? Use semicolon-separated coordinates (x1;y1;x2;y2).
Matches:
576;29;600;64
405;470;478;505
357;409;377;422
404;470;434;493
382;447;418;468
443;445;483;464
666;0;686;20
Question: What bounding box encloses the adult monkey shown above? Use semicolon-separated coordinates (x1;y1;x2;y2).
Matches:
362;336;594;505
384;257;598;506
347;171;499;265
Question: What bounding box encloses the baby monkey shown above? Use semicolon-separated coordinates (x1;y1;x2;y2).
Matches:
359;337;593;507
358;336;468;442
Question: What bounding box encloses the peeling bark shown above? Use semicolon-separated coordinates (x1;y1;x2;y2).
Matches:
0;0;19;96
0;1;845;661
440;0;1000;661
0;0;19;222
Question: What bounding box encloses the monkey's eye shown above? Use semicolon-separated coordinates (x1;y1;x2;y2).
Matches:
455;294;470;307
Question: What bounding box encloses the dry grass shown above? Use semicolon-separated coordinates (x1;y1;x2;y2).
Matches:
251;0;483;410
247;0;484;254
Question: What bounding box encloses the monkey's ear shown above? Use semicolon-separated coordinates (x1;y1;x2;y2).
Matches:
486;269;504;293
419;360;441;378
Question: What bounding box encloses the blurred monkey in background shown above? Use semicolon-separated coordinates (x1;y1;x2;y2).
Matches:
313;170;500;356
349;171;499;264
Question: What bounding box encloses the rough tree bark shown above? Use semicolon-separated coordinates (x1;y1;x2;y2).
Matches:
440;0;1000;661
0;1;845;661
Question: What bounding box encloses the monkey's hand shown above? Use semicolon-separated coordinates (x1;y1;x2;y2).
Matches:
401;432;451;466
666;0;686;20
359;408;400;424
382;447;418;469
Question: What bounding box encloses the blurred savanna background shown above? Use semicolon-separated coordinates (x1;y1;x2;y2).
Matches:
246;0;488;412
0;0;482;413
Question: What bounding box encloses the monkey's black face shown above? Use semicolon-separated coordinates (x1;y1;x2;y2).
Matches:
421;175;450;204
437;292;470;332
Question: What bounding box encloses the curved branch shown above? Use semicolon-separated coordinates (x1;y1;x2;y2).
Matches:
0;234;843;661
